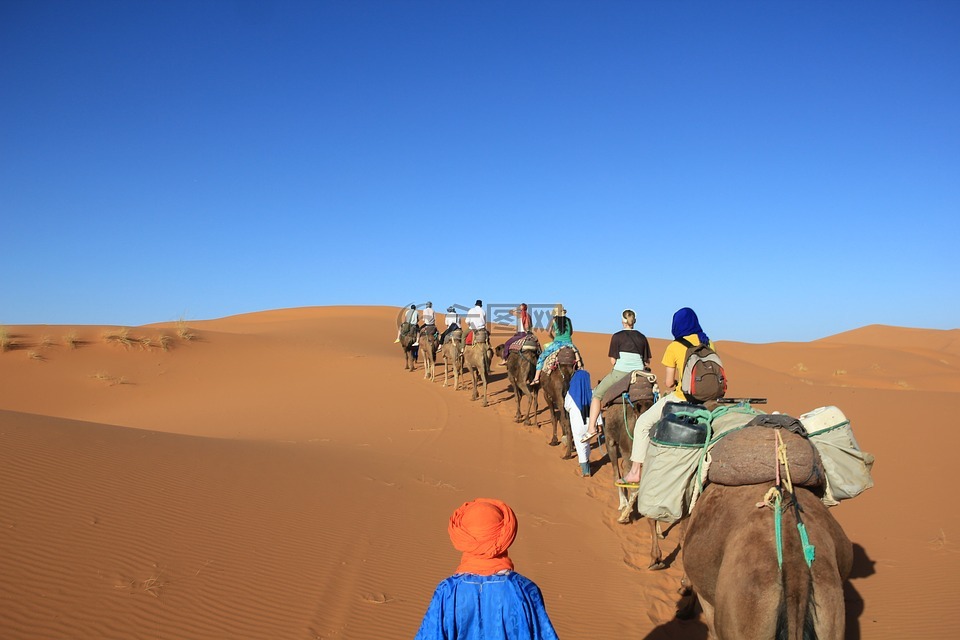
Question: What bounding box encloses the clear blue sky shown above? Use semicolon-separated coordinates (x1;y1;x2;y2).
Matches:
2;1;958;343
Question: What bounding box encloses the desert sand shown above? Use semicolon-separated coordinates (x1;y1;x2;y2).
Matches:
1;306;957;639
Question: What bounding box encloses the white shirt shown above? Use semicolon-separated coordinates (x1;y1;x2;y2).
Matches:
466;305;486;331
423;307;436;326
405;308;418;324
445;314;459;328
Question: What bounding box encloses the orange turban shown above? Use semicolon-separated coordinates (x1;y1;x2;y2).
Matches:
448;498;518;576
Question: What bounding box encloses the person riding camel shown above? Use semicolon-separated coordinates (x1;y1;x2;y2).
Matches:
395;303;420;343
438;306;461;346
616;307;714;488
421;301;437;337
498;303;533;366
530;304;582;386
580;309;652;442
465;299;486;345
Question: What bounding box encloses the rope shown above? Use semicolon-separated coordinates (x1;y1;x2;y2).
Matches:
756;431;816;570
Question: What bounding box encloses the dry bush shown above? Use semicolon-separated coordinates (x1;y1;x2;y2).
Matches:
102;327;136;348
0;327;12;353
28;351;44;361
40;335;55;348
175;318;196;341
63;332;81;349
157;334;173;351
91;372;129;386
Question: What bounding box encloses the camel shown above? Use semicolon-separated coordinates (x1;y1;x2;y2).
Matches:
494;341;539;425
538;347;578;460
462;329;492;406
598;395;675;570
398;322;419;371
681;483;853;639
440;330;463;390
420;328;439;382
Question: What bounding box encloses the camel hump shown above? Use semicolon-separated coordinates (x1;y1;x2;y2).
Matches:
556;346;578;366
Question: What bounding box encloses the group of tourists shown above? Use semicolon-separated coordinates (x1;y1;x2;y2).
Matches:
409;302;718;639
395;300;489;349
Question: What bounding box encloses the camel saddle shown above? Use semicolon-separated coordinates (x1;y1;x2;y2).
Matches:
465;328;489;346
419;325;438;338
601;369;657;408
543;345;579;373
399;322;418;337
508;333;541;355
441;329;462;346
707;420;825;490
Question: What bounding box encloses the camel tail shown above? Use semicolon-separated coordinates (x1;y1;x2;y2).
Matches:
775;564;817;640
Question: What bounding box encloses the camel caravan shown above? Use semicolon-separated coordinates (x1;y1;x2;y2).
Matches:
397;302;875;639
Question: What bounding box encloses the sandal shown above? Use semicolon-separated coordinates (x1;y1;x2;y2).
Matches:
580;430;599;443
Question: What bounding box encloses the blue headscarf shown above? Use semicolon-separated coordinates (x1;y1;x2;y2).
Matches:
568;369;593;418
671;308;710;345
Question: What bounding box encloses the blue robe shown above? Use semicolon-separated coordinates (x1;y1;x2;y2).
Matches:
414;572;559;640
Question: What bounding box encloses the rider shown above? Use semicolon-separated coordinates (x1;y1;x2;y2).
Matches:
617;307;714;487
580;309;651;442
438;306;461;346
395;304;420;343
421;302;438;337
498;303;533;366
530;304;581;386
465;299;486;345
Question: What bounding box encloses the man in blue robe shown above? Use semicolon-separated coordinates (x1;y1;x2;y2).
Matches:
414;498;559;640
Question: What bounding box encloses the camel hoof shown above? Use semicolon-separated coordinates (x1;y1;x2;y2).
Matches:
617;509;632;524
648;561;667;571
547;439;559;447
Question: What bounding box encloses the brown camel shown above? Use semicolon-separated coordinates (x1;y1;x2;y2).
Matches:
440;330;463;390
538;347;577;460
420;328;439;382
494;342;539;425
462;329;492;406
599;396;674;570
681;483;853;639
398;322;418;371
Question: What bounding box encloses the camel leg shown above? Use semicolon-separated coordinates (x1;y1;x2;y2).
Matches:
480;370;488;407
513;380;523;422
560;411;575;459
618;487;638;524
524;386;537;425
648;517;666;570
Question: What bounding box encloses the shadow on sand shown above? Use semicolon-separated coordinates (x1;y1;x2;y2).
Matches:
844;542;875;640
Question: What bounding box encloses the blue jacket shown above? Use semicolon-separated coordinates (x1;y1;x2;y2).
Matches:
414;572;559;640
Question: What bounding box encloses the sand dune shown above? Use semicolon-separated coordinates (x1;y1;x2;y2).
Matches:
1;306;957;639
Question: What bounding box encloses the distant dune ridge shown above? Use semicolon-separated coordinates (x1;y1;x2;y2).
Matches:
0;306;957;639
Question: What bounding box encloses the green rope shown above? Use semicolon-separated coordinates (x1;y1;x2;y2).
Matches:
797;522;815;567
775;492;784;570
